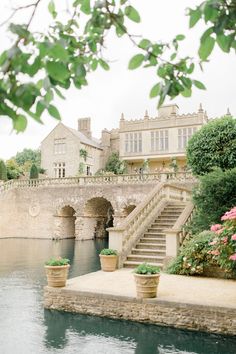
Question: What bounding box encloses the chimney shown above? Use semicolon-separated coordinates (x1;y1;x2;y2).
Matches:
78;117;91;138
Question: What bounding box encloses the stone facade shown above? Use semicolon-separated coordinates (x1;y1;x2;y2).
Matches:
44;287;236;336
41;104;207;177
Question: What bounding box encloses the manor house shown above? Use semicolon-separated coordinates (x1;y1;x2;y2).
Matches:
41;104;208;177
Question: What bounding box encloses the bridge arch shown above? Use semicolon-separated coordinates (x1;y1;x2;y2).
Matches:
53;205;76;239
75;197;114;240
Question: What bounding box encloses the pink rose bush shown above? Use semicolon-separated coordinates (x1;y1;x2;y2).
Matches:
208;206;236;274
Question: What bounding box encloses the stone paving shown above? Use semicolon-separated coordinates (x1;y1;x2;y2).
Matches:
66;268;236;308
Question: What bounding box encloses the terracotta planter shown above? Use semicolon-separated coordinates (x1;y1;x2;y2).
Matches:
134;273;160;298
45;265;70;287
99;254;117;272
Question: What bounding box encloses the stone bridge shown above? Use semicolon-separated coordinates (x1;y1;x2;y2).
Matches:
0;173;194;240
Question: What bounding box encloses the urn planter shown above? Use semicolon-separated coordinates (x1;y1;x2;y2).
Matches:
45;257;70;287
99;249;118;272
133;263;161;299
45;264;70;287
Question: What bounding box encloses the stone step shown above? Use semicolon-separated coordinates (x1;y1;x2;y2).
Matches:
139;238;166;245
131;248;166;256
142;235;166;243
123;261;163;269
136;242;166;250
143;233;165;238
157;217;178;221
151;223;175;227
127;254;165;262
147;228;165;232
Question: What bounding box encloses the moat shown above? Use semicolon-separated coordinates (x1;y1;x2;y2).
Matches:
0;238;236;354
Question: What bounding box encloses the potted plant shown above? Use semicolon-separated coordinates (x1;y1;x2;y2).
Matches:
45;256;70;287
134;263;161;298
99;249;118;272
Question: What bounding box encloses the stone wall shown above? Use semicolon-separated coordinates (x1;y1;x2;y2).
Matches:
44;287;236;336
0;183;154;239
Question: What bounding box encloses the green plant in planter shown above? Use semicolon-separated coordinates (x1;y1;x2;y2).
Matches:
45;256;70;266
100;248;117;256
134;263;160;275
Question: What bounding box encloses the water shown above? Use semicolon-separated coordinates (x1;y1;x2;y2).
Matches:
0;238;235;354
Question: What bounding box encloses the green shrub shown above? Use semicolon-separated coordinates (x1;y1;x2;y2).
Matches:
134;263;160;275
188;168;236;233
167;231;215;275
45;257;70;266
30;163;39;179
187;116;236;176
104;152;127;175
100;248;117;256
0;160;7;181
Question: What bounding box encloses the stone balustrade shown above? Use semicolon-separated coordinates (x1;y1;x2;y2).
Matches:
108;183;193;267
0;172;195;194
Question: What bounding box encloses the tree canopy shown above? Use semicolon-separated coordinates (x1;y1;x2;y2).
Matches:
0;0;235;132
187;116;236;176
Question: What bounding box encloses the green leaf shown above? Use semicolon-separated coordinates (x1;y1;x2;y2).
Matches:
125;5;141;23
181;87;192;97
13;115;27;132
128;54;144;70
189;8;201;28
54;87;66;100
99;59;110;71
28;56;41;77
176;34;185;41
48;104;61;120
46;61;70;82
193;80;206;90
9;24;29;38
48;0;57;19
150;83;161;98
198;36;215;60
216;34;233;53
138;39;151;50
81;0;91;15
49;43;69;61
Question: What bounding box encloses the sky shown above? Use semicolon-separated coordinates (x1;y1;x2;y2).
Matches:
0;0;235;160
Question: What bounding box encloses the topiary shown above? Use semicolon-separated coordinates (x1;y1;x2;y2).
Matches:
30;163;39;179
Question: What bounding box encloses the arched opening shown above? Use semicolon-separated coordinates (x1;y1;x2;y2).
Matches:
54;205;76;239
83;197;114;239
123;204;136;217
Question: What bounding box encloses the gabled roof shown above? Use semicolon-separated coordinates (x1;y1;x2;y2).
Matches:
41;122;102;149
67;126;102;149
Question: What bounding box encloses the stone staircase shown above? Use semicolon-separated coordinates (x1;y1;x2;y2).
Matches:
123;202;186;268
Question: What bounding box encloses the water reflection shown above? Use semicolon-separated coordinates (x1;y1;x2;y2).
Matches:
44;310;236;354
0;238;235;354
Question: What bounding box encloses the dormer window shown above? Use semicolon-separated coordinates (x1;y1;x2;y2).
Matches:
54;138;66;154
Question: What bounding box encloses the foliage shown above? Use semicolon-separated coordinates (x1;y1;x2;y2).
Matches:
100;248;117;256
142;159;149;172
0;160;7;181
15;149;41;169
6;158;22;180
105;152;126;175
45;256;70;266
80;148;88;161
187;168;236;233
134;263;160;275
187;116;236;176
167;231;215;275
78;162;85;175
208;211;236;273
169;157;178;172
168;207;236;276
0;0;235;131
30;163;39;179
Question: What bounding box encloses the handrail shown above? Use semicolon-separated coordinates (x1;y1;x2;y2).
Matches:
0;172;195;194
108;182;192;266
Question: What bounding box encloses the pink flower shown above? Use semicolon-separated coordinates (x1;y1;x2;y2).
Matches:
221;207;236;221
222;237;228;244
211;250;220;256
216;227;224;235
209;240;218;245
229;253;236;261
231;234;236;241
210;224;222;232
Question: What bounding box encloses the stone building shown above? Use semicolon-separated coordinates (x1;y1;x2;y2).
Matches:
41;118;102;178
41;104;208;177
